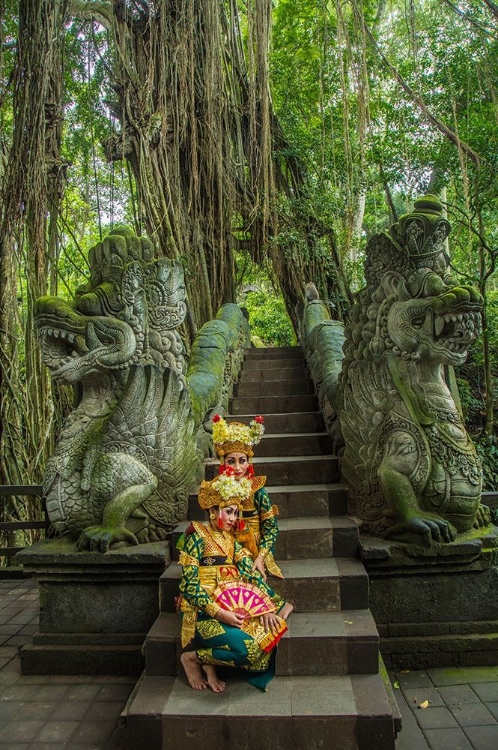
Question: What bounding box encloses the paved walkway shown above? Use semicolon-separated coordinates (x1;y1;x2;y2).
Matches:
1;578;498;749
0;578;132;749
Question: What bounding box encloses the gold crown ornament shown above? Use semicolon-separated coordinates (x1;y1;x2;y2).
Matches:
212;415;265;459
198;474;253;511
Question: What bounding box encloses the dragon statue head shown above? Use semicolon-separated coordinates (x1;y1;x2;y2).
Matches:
36;227;187;385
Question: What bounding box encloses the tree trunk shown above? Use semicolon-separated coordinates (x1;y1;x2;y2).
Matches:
0;0;66;489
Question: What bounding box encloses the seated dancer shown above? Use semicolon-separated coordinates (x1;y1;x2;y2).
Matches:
177;474;293;692
212;414;283;580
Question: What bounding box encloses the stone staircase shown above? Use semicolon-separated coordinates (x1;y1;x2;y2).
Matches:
124;346;400;750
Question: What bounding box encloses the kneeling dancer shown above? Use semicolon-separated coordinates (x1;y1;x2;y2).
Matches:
177;473;293;692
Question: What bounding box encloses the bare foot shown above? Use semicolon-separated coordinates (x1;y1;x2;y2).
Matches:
202;664;226;693
181;651;207;690
279;602;294;620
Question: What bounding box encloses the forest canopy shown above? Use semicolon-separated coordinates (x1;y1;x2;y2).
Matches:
0;0;497;504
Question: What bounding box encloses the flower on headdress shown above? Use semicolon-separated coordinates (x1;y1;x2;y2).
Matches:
213;474;252;503
212;415;264;457
213;414;221;423
249;418;265;444
255;415;264;424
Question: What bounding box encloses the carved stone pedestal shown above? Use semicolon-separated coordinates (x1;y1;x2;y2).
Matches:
16;538;169;676
360;525;498;670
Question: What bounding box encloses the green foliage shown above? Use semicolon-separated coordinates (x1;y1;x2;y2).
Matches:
243;290;296;347
235;251;296;346
476;434;498;491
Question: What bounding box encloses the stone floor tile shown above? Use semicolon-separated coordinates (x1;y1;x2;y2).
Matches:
0;647;18;659
19;702;56;721
458;667;498;683
34;720;79;743
49;701;90;721
0;721;45;742
403;686;444;708
0;701;25;720
470;682;498;702
396;670;433;690
17;626;37;636
427;668;468;687
1;684;38;701
5;637;29;647
74;674;108;683
438;684;482;706
414;706;459;730
394;691;431;750
44;674;80;684
31;684;69;702
486;702;498;721
95;683;134;702
0;658;12;669
450;702;497;727
106;675;136;684
16;675;48;685
6;617;33;627
107;725;128;750
423;727;473;750
65;683;103;701
0;744;29;750
0;626;22;636
0;670;21;685
463;725;498;750
84;700;124;721
70;720;117;744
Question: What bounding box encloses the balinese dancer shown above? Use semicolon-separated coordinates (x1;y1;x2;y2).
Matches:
211;414;283;580
177;474;293;693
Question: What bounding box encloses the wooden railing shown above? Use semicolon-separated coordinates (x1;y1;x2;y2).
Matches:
0;485;48;559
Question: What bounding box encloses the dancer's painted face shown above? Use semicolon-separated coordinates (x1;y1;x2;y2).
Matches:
214;504;238;531
225;452;248;479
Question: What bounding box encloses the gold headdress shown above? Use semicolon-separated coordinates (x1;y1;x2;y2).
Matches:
212;415;265;460
198;474;253;510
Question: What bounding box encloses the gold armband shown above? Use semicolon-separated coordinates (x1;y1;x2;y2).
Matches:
178;552;199;568
205;602;221;618
260;504;279;521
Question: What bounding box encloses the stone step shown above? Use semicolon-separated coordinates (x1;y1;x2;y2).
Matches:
143;610;379;678
188;483;348;520
242;358;305;371
244;347;303;359
205;455;340;485
230;411;325;433
239;367;308;382
234;379;314;398
160;558;369;614
230;393;318;414
125;672;396;750
257;432;333;457
171;516;358;563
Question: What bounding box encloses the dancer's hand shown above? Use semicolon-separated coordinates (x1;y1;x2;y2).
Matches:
216;609;246;628
261;612;281;636
252;554;267;581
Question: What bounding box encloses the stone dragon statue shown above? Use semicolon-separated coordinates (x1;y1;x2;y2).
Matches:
339;196;491;547
35;228;247;552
